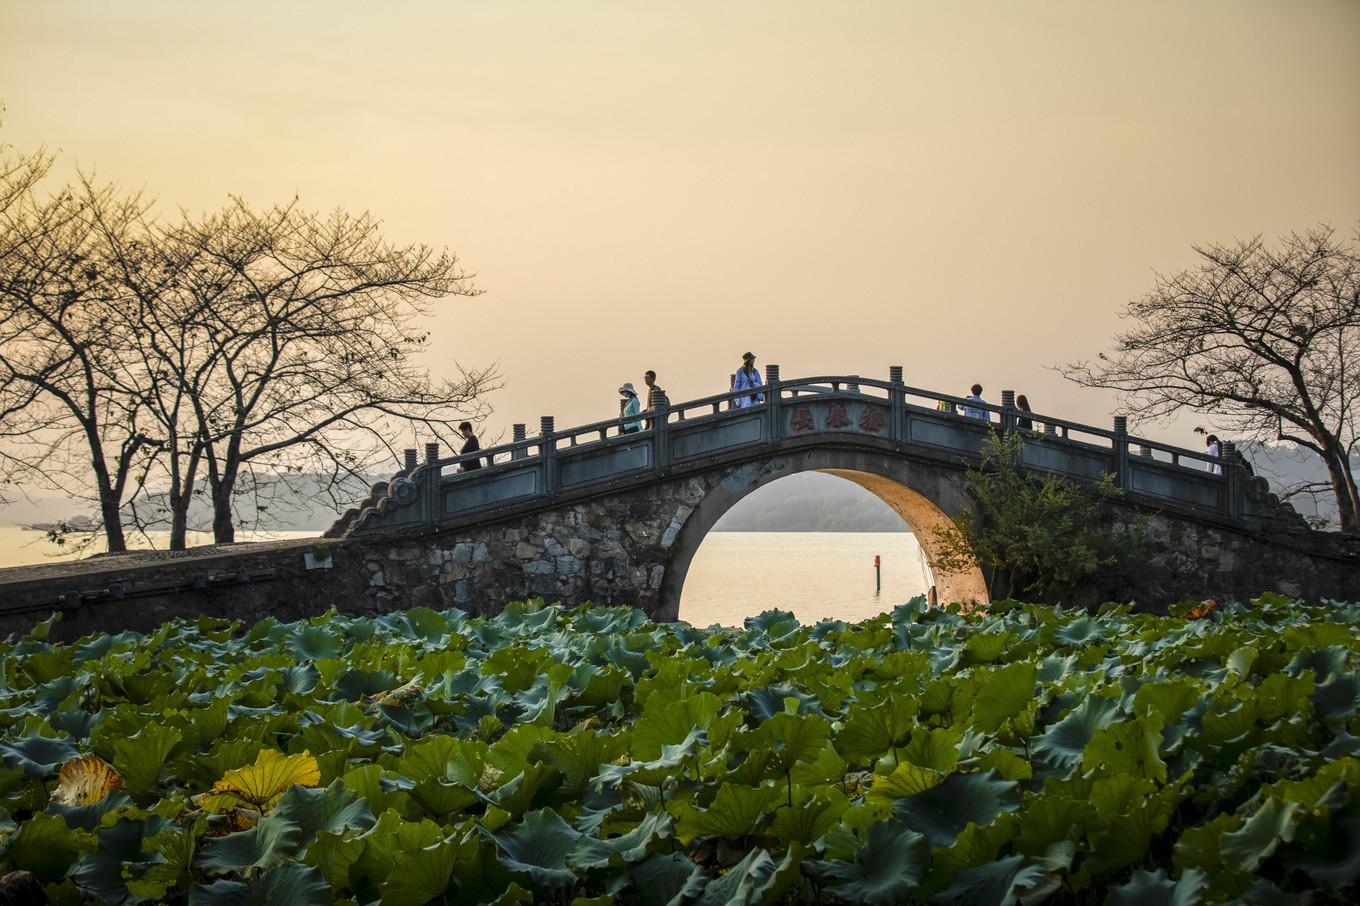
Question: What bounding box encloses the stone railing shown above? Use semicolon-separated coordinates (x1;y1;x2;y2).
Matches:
325;367;1307;538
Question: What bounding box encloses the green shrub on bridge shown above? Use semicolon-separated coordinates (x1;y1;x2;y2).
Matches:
934;431;1147;603
0;594;1357;903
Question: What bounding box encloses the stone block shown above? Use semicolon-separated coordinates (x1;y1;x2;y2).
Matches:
472;543;492;563
556;556;585;577
452;542;474;564
567;538;592;558
515;542;541;559
523;560;555;576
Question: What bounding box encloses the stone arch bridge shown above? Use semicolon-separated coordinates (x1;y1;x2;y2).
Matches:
322;369;1336;618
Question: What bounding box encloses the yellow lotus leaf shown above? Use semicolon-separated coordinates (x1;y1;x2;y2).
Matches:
51;755;124;806
199;749;320;813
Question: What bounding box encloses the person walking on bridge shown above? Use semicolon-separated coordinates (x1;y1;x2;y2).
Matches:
457;422;483;471
619;383;642;434
1016;394;1034;431
643;370;664;430
963;384;989;421
733;352;765;408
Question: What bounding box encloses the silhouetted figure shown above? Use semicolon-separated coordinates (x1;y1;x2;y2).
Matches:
1016;394;1033;431
1206;434;1222;475
458;422;483;471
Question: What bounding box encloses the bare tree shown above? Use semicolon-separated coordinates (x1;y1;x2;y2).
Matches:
2;146;496;550
0;178;163;551
1062;226;1360;533
92;196;496;546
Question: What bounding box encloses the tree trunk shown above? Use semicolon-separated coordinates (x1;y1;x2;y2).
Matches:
168;492;189;550
211;466;237;544
98;489;126;552
1323;444;1360;534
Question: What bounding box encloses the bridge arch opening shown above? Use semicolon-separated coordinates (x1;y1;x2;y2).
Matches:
664;464;989;625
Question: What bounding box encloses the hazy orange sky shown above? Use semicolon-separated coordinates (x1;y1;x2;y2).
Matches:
3;0;1358;450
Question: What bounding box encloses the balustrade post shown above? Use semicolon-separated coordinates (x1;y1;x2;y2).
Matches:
1221;440;1240;518
539;416;557;498
403;448;418;475
728;373;736;411
421;442;441;523
1112;416;1130;491
512;423;527;460
653;391;671;474
889;365;905;444
765;364;782;443
1001;390;1016;433
1138;444;1153;458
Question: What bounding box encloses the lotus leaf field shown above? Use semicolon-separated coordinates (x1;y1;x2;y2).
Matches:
1;595;1359;904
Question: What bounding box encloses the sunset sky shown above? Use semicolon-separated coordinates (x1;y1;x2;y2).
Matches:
3;0;1358;450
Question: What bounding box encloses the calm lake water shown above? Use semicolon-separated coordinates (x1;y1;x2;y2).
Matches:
678;531;931;627
0;526;928;629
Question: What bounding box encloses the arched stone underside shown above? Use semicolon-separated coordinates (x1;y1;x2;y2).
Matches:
656;448;989;621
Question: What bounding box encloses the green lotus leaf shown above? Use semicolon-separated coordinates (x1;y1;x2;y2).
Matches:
834;696;919;763
900;725;964;773
490;807;584;888
1315;672;1360;718
743;609;801;641
1032;694;1119;768
280;663;320;695
47;789;134;832
1220;797;1303;872
933;853;1060;906
301;829;366;891
482;763;562;817
627;853;708;906
1290;815;1360;889
596;726;707;787
811;818;928;905
1286;646;1351;682
345;810;446;896
7;811;96;882
1054;615;1103;646
1132;679;1202;723
532;729;630;795
125;822;198;903
744;684;824;721
690;846;792;906
69;815;171;902
0;733;78;777
335;669;399;702
892;770;1019;848
569;810;673;870
1088;804;1176;879
770;785;850;844
672;782;781;844
749;712;832;778
1082;713;1167;783
196;815;303;876
270;780;376;841
1106;867;1209;906
866;761;945;806
632;691;723;760
926;814;1021;892
971;661;1038;733
188;862;330;905
291;626;344;661
113;723;183;796
379;833;462;906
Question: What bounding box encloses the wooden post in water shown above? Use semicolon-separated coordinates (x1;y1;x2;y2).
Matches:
874;554;881;595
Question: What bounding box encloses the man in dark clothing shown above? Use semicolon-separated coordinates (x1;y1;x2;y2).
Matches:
458;422;483;471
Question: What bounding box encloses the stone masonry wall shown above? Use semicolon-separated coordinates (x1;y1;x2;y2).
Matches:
2;455;1359;643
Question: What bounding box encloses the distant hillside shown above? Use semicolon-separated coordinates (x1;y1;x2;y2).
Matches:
713;472;908;532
